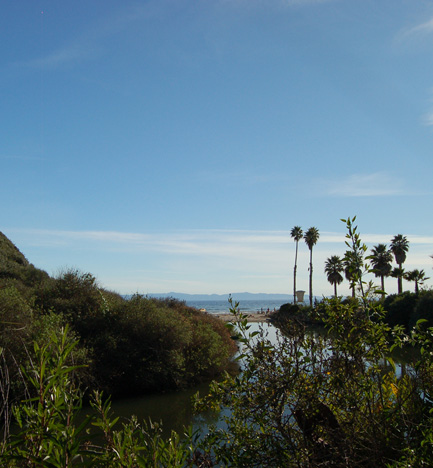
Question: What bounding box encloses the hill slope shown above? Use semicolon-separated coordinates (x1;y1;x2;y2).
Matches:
0;232;50;287
0;231;30;280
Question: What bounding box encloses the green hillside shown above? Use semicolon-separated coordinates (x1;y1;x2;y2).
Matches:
0;231;28;266
0;231;236;404
0;231;49;288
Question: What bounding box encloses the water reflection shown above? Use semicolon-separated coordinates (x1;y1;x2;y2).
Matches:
110;322;269;436
110;321;418;436
110;381;217;437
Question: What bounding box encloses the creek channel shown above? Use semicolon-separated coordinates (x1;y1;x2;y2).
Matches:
109;320;417;438
109;321;275;437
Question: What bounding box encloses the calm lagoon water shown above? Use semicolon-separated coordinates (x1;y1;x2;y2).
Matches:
110;318;417;437
111;321;271;436
109;300;288;435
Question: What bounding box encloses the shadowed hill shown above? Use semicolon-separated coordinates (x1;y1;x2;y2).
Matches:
0;231;49;285
0;231;28;267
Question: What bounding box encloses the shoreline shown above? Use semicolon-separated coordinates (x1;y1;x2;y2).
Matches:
215;312;273;323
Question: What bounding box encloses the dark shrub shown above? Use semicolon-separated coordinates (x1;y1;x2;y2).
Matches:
0;286;34;398
383;292;418;331
409;290;433;329
87;295;237;397
34;269;106;327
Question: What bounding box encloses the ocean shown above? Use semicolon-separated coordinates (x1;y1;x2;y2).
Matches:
186;299;291;315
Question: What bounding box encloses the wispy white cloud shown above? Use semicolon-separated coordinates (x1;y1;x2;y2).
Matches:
399;17;433;39
22;45;99;69
7;227;433;295
321;172;404;197
422;89;433;127
13;227;433;250
13;228;290;260
15;4;158;69
16;0;337;70
423;111;433;126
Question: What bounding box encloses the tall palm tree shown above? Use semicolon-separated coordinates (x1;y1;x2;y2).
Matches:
390;234;409;294
405;269;430;294
370;244;393;295
391;267;405;293
304;227;320;307
325;255;344;297
290;226;303;304
343;250;362;298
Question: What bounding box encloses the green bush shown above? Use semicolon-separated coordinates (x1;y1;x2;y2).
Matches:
383;292;418;331
1;327;202;467
193;218;433;467
0;286;34;402
1;266;237;400
3;296;433;467
34;269;106;325
89;295;237;397
409;290;433;329
195;298;432;467
272;303;315;327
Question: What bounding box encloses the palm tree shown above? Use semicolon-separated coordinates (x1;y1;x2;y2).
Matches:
304;227;320;307
325;255;344;297
390;234;409;294
391;267;405;293
370;244;393;295
405;269;430;294
343;250;362;298
290;226;303;304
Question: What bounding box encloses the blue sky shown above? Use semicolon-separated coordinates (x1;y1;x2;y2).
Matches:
2;0;433;297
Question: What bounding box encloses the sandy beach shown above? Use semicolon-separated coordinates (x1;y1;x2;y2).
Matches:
215;313;272;323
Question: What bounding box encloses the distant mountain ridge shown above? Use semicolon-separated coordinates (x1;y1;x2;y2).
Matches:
143;292;293;301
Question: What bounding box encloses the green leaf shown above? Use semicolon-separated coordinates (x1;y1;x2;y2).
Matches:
386;357;396;373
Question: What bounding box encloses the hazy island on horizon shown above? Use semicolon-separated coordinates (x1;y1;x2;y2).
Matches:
142;292;293;302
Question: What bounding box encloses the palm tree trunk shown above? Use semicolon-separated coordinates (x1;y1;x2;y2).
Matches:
398;263;402;294
309;250;313;307
334;283;337;297
293;241;298;304
380;275;386;300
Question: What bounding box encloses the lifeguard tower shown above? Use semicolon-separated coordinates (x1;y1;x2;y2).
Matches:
295;290;305;303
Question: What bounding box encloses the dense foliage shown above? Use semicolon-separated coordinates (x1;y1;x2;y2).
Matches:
1;326;204;467
0;232;237;411
192;219;433;466
3;295;433;467
194;297;433;467
2;219;433;466
383;290;433;332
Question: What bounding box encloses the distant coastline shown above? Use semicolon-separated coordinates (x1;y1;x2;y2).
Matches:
140;292;293;302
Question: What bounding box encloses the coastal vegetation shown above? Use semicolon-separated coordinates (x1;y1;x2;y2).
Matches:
1;218;433;466
0;231;237;420
290;226;303;304
194;218;433;466
324;255;344;297
290;219;430;302
390;234;410;294
370;243;393;295
304;227;320;307
196;295;433;467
